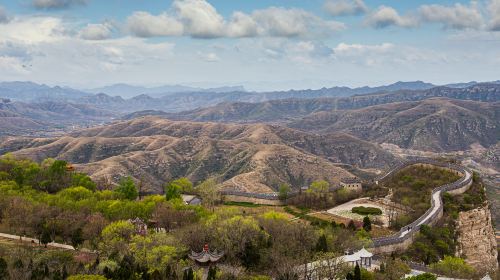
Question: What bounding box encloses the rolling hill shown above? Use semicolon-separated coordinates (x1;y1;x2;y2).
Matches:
289;99;499;152
1;117;397;193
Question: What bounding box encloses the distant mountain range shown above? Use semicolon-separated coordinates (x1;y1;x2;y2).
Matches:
1;81;499;153
86;84;247;98
128;84;500;152
3;80;499;105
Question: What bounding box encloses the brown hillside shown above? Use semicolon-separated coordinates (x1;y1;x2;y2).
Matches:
2;117;397;193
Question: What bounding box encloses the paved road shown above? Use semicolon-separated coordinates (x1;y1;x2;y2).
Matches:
0;232;75;250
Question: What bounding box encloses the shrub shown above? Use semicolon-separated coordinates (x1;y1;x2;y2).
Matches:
352;206;382;216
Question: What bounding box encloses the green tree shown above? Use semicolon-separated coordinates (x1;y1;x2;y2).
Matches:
315;234;328;252
379;258;410;280
165;178;192;200
308;180;329;193
67;275;107;280
406;273;437;280
72;173;96;191
0;257;8;279
360;268;374;280
363;216;372;232
71;228;84;248
430;256;474;279
99;221;136;258
183;267;194;280
207;266;217;280
115;177;138;200
197;179;220;210
278;183;291;201
354;264;361;280
347;220;357;231
41;227;52;247
241;240;261;269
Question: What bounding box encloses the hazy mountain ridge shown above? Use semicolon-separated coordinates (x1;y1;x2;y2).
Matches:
86;84;246;98
0;98;114;136
290;99;500;152
144;83;500;123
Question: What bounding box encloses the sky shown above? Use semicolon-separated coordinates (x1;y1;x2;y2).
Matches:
0;0;499;91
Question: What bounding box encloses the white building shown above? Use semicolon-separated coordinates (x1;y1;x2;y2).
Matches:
341;247;373;268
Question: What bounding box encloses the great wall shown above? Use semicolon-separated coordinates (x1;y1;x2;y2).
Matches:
371;158;473;253
221;157;475;254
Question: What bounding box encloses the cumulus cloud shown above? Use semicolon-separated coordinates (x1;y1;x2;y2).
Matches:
0;6;10;24
126;0;344;39
419;2;483;30
127;12;184;37
32;0;88;9
78;22;113;40
254;38;333;64
324;0;368;16
488;0;500;31
0;15;174;76
226;11;259;37
173;0;225;38
252;7;345;38
365;6;417;28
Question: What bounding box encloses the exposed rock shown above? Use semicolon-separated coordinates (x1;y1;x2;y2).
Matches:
455;204;498;272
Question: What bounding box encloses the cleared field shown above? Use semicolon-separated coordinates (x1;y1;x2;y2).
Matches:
326;198;390;227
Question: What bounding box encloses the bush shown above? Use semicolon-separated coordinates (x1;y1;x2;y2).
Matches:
67;275;107;280
352;206;382;216
430;256;474;279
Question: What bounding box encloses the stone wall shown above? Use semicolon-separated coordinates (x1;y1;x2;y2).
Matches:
455;205;498;273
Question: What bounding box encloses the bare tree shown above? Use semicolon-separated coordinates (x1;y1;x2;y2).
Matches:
312;252;350;280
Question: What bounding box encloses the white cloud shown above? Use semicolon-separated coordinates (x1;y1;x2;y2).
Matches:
0;15;174;77
0;6;10;24
324;0;368;16
173;0;225;38
127;11;184;37
419;2;483;30
226;11;259;37
252;7;345;38
0;16;67;44
197;52;220;62
365;6;417;28
253;38;333;64
333;42;393;57
125;0;344;39
79;22;113;40
32;0;88;9
488;0;500;31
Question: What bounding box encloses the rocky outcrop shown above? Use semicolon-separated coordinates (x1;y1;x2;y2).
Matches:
455;205;498;272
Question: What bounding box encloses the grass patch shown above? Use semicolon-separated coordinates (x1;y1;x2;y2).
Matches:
223;201;261;208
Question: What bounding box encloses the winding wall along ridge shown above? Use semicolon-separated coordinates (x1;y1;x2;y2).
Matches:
219;158;473;254
371;158;473;253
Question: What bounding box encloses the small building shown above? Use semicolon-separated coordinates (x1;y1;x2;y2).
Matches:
342;247;373;268
181;194;202;206
340;177;362;191
189;244;224;265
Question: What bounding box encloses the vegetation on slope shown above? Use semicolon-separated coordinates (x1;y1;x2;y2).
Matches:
0;155;408;280
381;165;460;230
400;172;487;278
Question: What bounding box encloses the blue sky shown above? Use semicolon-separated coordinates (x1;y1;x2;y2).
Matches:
0;0;499;90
